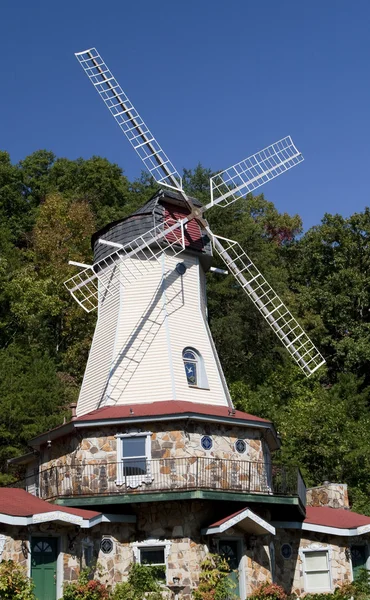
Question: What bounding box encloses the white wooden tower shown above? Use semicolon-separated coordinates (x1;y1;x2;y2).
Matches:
76;189;232;417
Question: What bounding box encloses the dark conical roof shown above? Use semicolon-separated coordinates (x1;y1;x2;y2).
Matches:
91;188;212;267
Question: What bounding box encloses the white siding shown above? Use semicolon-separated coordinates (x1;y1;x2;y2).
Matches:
77;250;230;416
77;289;120;417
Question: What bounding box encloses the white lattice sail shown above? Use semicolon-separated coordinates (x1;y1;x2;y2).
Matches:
211;233;325;377
75;48;183;191
64;219;186;312
208;137;304;209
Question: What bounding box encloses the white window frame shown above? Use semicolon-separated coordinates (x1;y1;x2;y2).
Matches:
115;431;152;488
300;545;332;593
182;347;209;389
132;539;171;584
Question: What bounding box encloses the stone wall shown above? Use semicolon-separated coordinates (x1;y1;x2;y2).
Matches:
273;529;355;595
34;421;269;500
41;421;265;468
2;510;369;598
0;528;28;567
53;500;211;599
306;483;349;509
246;536;273;595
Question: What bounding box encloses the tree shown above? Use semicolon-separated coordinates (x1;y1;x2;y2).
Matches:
231;369;370;514
0;344;72;480
286;210;370;384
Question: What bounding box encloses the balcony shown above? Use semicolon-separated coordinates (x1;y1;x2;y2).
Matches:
13;458;306;506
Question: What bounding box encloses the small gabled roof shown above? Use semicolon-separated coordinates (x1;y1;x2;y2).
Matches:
0;488;100;527
91;188;208;264
0;489;136;529
202;506;275;536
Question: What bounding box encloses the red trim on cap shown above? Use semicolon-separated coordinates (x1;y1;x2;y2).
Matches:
76;400;271;424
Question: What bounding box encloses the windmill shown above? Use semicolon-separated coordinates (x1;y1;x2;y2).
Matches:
65;47;325;381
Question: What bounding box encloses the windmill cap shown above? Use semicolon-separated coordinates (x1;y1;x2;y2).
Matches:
91;188;212;268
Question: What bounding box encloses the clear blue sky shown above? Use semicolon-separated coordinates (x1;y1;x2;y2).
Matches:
1;0;369;229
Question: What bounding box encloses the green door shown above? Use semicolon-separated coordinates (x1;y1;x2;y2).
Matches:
219;539;240;598
351;545;368;580
31;537;58;600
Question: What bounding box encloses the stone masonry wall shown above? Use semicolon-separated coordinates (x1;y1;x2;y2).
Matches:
35;421;268;500
41;421;265;469
59;500;212;599
1;528;28;567
306;483;350;509
273;529;356;595
246;535;273;595
2;514;368;598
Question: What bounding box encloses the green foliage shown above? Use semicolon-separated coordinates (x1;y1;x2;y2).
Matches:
249;582;287;600
112;563;166;600
0;151;153;476
291;571;370;600
192;554;236;600
0;560;35;599
284;210;370;384
62;568;110;600
0;343;73;473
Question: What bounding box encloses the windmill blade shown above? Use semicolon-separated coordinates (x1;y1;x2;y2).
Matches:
64;218;187;312
209;231;325;377
75;48;182;191
207;137;303;209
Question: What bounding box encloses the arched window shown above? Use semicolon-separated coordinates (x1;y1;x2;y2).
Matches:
182;348;208;388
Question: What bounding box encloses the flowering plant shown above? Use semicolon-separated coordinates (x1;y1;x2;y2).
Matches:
249;582;287;600
62;569;110;600
192;554;236;600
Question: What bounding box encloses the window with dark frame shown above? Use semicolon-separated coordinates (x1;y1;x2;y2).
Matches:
183;349;198;386
122;436;147;477
139;545;166;581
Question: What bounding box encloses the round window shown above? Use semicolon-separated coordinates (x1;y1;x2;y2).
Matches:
100;538;114;554
201;435;213;451
235;439;247;454
281;543;292;560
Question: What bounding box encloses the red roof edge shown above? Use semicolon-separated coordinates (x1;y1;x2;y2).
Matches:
27;400;279;451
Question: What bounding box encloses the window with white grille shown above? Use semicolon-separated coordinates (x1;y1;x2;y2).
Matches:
303;550;331;592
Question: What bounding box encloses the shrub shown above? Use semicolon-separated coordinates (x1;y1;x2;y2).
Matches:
112;563;166;600
62;568;110;600
249;582;287;600
192;554;236;600
0;560;35;600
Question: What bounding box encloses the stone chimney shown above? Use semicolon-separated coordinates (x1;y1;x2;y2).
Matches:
306;482;349;509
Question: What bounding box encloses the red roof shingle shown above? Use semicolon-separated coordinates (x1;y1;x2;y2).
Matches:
76;400;271;424
305;506;370;529
0;489;100;519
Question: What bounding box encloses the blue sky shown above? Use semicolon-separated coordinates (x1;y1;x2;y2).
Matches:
1;0;369;229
